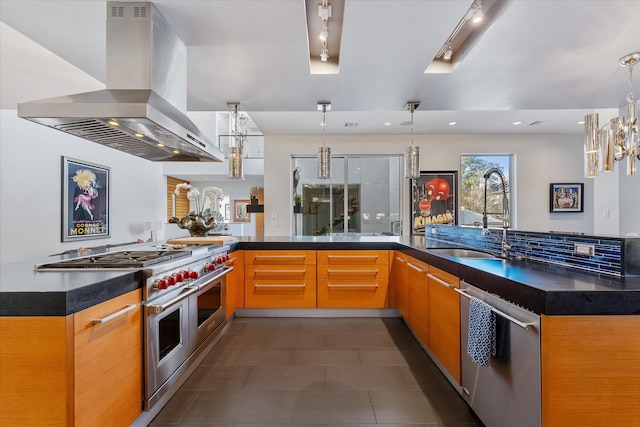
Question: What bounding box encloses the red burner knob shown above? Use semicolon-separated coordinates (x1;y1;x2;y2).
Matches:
208;263;215;271
224;254;230;262
156;279;168;290
175;272;184;282
190;271;199;279
167;276;176;286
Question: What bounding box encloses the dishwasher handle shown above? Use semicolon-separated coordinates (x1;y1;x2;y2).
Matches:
455;287;536;330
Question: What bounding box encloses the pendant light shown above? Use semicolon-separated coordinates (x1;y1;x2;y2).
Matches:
317;102;331;179
584;51;639;177
228;102;246;180
404;102;421;179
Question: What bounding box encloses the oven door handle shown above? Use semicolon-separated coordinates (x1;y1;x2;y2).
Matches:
190;266;233;290
146;286;198;314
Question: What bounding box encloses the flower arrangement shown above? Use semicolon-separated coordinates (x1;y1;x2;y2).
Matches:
170;183;227;236
174;183;224;220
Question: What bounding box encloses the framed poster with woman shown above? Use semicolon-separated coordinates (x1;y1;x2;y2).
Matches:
62;156;110;242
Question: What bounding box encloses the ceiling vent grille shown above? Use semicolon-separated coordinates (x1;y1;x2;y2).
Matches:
344;122;359;127
529;120;545;126
110;6;124;18
134;6;147;18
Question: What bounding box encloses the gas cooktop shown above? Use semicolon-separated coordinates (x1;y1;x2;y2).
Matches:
35;244;219;270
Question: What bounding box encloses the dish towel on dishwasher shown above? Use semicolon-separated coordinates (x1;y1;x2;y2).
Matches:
467;296;496;367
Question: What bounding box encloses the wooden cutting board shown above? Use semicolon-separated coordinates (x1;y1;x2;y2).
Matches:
166;236;238;246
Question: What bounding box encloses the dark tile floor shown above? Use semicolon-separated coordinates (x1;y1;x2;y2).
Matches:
149;317;482;426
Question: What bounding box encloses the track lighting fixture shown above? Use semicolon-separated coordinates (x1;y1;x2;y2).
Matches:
443;44;453;60
319;23;329;42
318;1;332;63
471;0;483;23
317;102;331;179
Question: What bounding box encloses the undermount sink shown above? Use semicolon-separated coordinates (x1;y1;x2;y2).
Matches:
428;248;504;260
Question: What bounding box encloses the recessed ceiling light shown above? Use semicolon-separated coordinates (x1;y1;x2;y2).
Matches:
513;121;522;125
449;121;457;126
384;122;392;126
577;120;585;125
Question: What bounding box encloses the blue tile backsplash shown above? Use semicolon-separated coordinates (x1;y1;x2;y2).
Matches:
425;225;639;277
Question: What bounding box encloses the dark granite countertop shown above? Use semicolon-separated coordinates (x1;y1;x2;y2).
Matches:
237;236;640;316
0;259;140;316
2;236;639;316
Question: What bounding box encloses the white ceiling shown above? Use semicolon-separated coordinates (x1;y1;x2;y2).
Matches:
1;0;639;136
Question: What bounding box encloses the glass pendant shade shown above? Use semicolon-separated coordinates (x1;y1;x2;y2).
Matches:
599;128;615;172
584;113;599;178
229;146;243;179
405;146;420;179
317;146;331;179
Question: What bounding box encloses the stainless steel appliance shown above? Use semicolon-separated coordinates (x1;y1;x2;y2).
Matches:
36;244;232;410
18;2;224;162
458;281;541;427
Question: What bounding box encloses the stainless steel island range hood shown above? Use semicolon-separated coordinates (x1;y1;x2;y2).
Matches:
18;2;223;162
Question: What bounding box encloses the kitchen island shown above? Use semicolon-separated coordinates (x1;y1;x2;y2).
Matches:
1;235;639;427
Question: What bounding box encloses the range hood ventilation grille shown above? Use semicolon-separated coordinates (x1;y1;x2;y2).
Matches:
111;6;124;18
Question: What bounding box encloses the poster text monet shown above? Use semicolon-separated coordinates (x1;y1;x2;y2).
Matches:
62;157;110;241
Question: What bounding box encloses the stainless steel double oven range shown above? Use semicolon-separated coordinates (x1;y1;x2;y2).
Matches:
36;243;232;410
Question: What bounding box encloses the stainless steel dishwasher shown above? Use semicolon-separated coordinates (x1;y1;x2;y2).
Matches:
458;281;541;427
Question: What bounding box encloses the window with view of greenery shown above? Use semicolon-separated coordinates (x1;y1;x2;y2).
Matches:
460;154;512;228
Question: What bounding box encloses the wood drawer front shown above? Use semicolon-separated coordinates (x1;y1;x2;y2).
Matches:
317;278;389;308
245;279;317;308
426;265;459;289
246;264;317;280
317;250;388;265
317;264;388;279
245;250;316;265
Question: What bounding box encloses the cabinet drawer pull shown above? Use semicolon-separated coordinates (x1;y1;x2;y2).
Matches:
92;304;137;325
327;269;378;275
407;263;426;273
327;284;379;289
395;257;407;263
427;273;455;289
328;255;378;261
254;255;305;261
254;284;306;288
254;269;306;274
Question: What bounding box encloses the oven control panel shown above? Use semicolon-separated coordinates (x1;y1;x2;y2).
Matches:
145;249;229;299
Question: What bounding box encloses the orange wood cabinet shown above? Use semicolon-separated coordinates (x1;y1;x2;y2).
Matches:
406;257;430;345
541;314;640;427
0;289;142;427
225;250;244;318
427;265;461;384
391;251;410;318
317;250;390;308
244;250;317;308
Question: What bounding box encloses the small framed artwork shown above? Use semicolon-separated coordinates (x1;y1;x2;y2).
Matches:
550;183;584;213
62;156;110;242
233;199;251;222
410;171;458;235
224;203;230;221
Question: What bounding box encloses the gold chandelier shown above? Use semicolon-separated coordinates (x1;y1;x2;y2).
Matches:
585;51;639;177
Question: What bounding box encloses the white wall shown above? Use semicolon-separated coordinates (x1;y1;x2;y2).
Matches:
263;133;599;236
0;111;165;263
